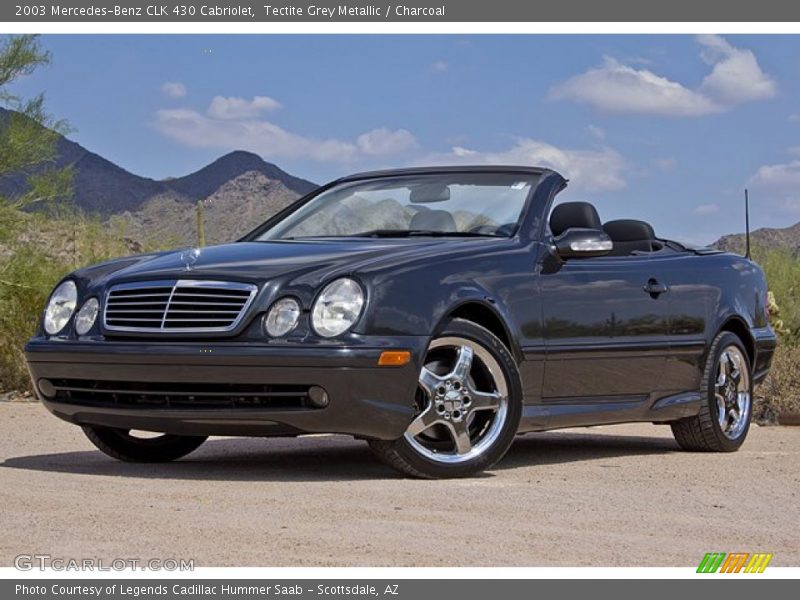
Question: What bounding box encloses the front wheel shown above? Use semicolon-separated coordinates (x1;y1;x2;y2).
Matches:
671;331;753;452
369;319;522;478
82;426;207;462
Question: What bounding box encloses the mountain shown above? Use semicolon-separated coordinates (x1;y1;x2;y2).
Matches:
714;222;800;255
113;171;301;246
0;107;169;214
165;150;317;201
0;108;317;216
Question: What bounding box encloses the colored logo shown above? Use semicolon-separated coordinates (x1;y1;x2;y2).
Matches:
697;552;773;573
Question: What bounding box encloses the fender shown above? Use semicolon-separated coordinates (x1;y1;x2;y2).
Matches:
431;295;523;363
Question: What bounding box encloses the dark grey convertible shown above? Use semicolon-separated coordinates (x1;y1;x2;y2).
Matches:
25;166;776;477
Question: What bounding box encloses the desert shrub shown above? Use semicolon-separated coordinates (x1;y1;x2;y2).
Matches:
750;247;800;422
0;206;144;392
753;246;800;343
755;344;800;424
0;244;67;390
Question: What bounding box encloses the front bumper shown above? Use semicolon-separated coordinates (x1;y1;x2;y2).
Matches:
24;336;428;440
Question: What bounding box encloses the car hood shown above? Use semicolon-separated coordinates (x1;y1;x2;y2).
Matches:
95;239;475;287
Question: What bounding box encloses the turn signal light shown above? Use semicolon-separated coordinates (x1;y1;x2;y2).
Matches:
378;350;411;367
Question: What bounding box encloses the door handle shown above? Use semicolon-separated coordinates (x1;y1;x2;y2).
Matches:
643;278;669;297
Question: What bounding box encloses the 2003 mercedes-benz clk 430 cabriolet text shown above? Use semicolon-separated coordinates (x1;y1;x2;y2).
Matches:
26;166;776;477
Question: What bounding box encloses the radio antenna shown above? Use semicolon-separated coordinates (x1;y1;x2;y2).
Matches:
745;188;751;259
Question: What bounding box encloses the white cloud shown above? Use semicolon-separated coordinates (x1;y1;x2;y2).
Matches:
161;81;187;99
356;128;417;156
747;158;800;218
550;36;775;117
418;138;627;192
154;99;416;163
550;56;720;117
750;160;800;189
155;108;355;162
697;35;776;104
207;95;282;120
430;60;449;73
694;203;720;215
789;114;800;123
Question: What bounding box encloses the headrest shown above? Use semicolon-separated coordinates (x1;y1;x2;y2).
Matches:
549;202;602;236
603;219;656;242
409;209;457;232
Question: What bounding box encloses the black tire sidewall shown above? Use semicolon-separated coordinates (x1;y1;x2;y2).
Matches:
390;318;523;478
705;332;753;451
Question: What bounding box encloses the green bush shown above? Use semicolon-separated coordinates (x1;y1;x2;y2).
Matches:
755;344;800;424
0;245;68;390
0;206;135;392
753;246;800;343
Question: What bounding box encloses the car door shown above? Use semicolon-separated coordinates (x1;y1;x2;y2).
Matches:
646;252;717;395
538;250;671;403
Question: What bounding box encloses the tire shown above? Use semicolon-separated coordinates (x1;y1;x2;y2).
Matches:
671;331;753;452
368;318;523;478
82;426;207;462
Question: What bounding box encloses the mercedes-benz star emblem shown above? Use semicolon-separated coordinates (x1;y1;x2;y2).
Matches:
180;247;201;271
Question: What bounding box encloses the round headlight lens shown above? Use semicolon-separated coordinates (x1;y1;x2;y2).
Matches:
311;278;365;338
264;297;301;337
74;297;100;335
44;280;78;335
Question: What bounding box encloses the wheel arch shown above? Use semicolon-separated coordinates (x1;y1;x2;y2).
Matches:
719;316;756;369
440;300;521;363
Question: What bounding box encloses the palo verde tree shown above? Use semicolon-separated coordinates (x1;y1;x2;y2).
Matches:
0;35;74;392
0;35;72;215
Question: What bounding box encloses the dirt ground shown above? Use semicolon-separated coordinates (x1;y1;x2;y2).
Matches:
1;402;797;567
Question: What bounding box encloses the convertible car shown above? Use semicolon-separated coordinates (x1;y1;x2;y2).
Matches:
25;166;776;478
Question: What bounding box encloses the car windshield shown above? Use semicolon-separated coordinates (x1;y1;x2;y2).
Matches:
255;172;539;240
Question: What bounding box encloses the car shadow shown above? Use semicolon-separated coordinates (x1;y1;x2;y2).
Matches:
501;429;679;469
1;428;680;482
1;436;394;482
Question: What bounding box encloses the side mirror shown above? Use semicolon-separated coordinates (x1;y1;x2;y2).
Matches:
554;227;613;259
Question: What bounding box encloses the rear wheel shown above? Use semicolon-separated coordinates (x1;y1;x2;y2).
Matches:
369;319;522;478
82;426;207;462
671;331;752;452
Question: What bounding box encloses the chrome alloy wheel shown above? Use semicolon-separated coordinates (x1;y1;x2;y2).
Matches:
715;345;751;440
404;336;509;464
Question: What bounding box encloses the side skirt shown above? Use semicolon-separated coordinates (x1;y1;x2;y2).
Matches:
518;391;703;433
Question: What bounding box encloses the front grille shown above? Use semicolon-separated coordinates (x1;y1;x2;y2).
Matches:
104;280;257;333
49;379;315;410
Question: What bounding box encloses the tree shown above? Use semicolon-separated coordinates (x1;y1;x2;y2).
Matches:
0;35;72;211
0;35;75;393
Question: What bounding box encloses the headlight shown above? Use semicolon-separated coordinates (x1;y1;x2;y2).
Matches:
264;297;300;337
311;278;365;338
74;297;100;335
44;280;78;335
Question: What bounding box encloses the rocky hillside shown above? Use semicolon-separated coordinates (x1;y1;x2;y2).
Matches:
0;108;317;216
165;150;316;202
714;222;800;255
112;171;301;247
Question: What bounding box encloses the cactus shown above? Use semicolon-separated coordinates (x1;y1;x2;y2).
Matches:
196;200;206;247
768;290;791;338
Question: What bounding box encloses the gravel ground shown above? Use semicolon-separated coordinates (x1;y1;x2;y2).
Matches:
1;402;798;567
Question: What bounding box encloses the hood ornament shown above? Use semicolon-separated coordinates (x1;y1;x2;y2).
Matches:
180;247;201;271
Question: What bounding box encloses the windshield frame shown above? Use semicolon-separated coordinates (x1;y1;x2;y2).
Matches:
240;167;546;242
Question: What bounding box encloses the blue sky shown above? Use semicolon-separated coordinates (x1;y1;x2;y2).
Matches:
9;34;800;244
